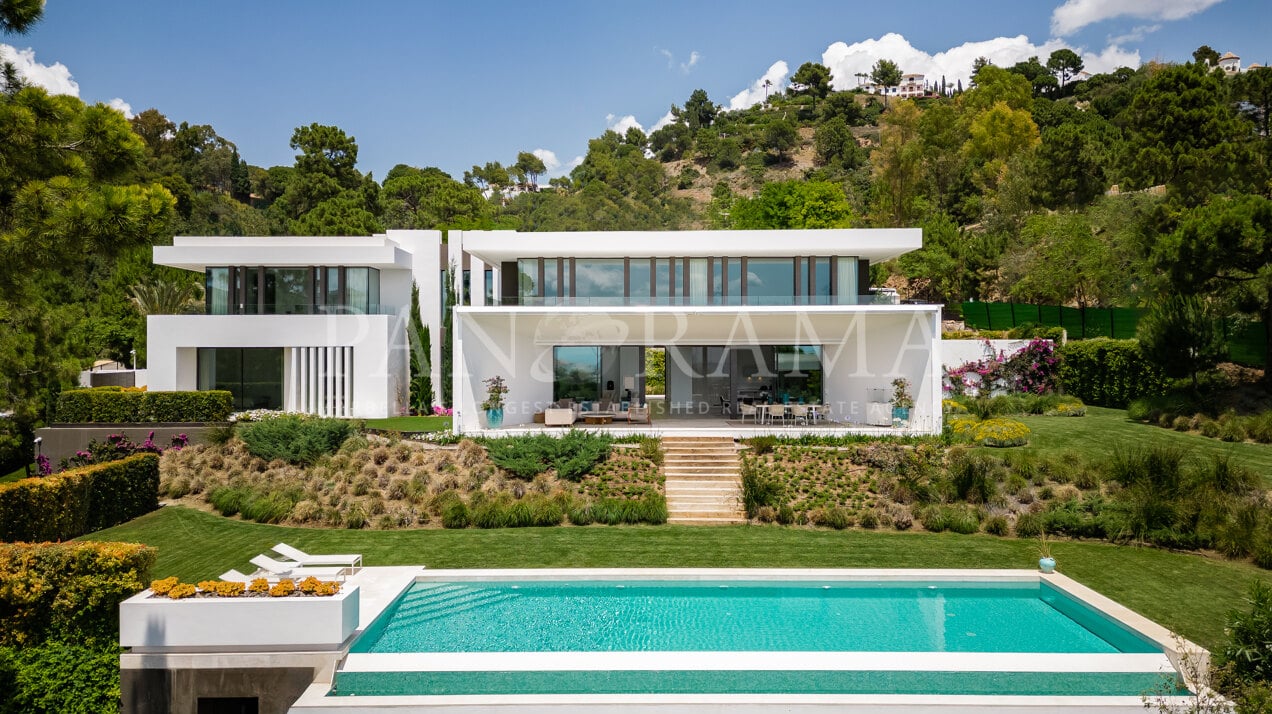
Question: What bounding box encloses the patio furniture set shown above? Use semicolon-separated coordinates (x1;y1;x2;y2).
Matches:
219;543;363;582
735;401;829;426
541;398;650;427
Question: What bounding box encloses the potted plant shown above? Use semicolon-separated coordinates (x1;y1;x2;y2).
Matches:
890;377;913;428
481;376;509;429
1036;529;1056;574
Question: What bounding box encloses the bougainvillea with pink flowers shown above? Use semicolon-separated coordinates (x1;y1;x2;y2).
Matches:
944;339;1058;396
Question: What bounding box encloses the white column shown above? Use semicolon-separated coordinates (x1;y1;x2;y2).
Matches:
309;348;318;416
344;347;354;418
326;347;336;417
299;348;309;413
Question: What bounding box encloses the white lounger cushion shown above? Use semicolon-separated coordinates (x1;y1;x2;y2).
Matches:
272;542;362;568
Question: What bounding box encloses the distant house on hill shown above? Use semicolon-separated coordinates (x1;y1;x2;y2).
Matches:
1220;51;1242;75
862;72;929;99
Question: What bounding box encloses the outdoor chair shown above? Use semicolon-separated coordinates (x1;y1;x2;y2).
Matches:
249;554;349;580
718;394;732;417
739;402;758;424
272;542;362;570
789;404;810;425
218;569;255;583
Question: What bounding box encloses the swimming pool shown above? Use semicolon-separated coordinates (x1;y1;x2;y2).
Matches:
322;570;1191;704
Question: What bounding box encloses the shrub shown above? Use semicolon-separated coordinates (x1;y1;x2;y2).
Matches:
741;461;785;518
237;415;353;465
1222;580;1272;681
1248;412;1272;444
56;388;233;423
1014;512;1044;538
948;449;1003;503
1057;339;1167;408
972;419;1030;447
859;509;880;529
817;507;853;530
0;542;155;647
1;641;123;714
0;454;159;541
984;514;1009;536
481;432;611;481
745;435;779;455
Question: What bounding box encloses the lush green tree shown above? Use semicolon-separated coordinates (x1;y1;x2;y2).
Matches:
813;115;859;168
762;118;798;160
1046;49;1084;87
514;151;547;187
1233;66;1272;142
871;99;924;225
381;165;488;229
896;212;994;304
791;61;832;108
961;65;1033;113
674;89;717;130
1192;45;1221;67
408;282;433;412
730;181;854;229
0;0;42;34
870;59;903;100
291;191;382;235
963;101;1039;190
275;123;370;220
1120;63;1256;200
820;91;863;125
916;103;972;218
1136;295;1225;391
649;122;692;161
128;277;202;315
1033;121;1107;207
1155;194;1272;380
1000;211;1127;307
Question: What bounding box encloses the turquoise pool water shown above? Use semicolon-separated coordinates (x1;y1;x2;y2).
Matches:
349;580;1159;655
333;578;1182;698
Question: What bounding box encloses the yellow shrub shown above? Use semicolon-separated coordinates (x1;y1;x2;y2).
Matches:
973;418;1031;447
298;576;321;594
248;578;270;594
315;581;342;596
167;582;197;599
948;416;980;439
269;580;297;597
942;399;968;414
150;576;179;595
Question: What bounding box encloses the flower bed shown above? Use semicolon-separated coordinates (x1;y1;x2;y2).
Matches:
119;580;359;650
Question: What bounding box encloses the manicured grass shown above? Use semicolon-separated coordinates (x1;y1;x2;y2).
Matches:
0;464;34;483
84;505;1269;650
1020;406;1272;481
361;415;451;432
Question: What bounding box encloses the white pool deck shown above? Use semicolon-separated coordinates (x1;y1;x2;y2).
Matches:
273;567;1210;713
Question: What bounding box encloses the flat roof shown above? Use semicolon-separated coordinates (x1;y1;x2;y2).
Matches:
457;228;922;264
154;235;412;271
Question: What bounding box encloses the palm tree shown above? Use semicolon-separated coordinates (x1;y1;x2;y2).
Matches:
763;78;773;101
129;278;203;315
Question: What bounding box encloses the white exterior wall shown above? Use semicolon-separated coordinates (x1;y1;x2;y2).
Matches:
148;315;399;418
453;306;943;434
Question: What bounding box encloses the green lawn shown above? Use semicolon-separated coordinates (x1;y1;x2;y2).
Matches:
1021;406;1272;479
361;415;451;432
0;464;34;483
84;505;1270;650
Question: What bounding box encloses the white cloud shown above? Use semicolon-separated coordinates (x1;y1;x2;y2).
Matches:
1107;24;1161;45
650;110;676;132
107;97;134;118
605;113;643;134
531;148;560;171
728;60;790;111
821;32;1138;93
1051;0;1223;36
567;155;584;169
0;44;79;95
656;47;700;73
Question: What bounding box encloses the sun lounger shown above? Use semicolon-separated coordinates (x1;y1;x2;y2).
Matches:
218;569;255;582
249;554;349;580
271;542;362;570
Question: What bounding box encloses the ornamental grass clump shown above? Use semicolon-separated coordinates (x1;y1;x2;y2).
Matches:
972;418;1030;447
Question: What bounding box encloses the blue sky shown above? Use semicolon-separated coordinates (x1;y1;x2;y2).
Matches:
5;0;1270;181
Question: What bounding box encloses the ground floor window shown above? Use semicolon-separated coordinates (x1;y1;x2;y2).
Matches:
552;346;645;404
197;348;283;411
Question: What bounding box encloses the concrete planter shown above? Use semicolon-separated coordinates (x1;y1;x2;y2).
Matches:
120;585;359;651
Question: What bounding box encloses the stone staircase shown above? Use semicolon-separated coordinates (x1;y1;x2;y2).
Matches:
663;436;746;525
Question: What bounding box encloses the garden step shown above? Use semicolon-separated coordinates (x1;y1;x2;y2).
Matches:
663;436;744;525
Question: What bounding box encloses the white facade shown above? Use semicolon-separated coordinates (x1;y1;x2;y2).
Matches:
450;229;943;435
147;232;443;419
147;229;942;427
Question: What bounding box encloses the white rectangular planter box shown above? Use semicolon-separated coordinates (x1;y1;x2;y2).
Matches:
120;586;359;651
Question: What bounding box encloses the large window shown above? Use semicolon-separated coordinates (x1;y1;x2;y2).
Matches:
747;259;795;306
499;256;862;307
197;348;283;410
553;346;601;402
206;267;378;315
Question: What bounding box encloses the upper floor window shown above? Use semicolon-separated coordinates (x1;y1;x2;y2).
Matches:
205;266;379;315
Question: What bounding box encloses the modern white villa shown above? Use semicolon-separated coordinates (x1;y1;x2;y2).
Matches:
147;228;943;434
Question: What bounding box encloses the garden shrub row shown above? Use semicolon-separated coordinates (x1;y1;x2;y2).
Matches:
0;454;159;541
0;541;155;713
1056;339;1167;408
0;541;156;647
1127;395;1272;444
480;431;611;481
56;388;233;423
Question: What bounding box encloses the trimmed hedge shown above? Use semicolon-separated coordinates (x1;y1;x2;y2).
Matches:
0;454;159;542
1056;339;1167;408
55;389;233;423
0;541;156;647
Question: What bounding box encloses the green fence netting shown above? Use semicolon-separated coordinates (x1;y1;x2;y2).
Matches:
960;301;1265;367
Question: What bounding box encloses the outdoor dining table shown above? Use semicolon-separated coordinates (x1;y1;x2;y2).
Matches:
757;403;827;425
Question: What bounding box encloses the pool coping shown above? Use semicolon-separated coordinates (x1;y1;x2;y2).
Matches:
287;568;1208;712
